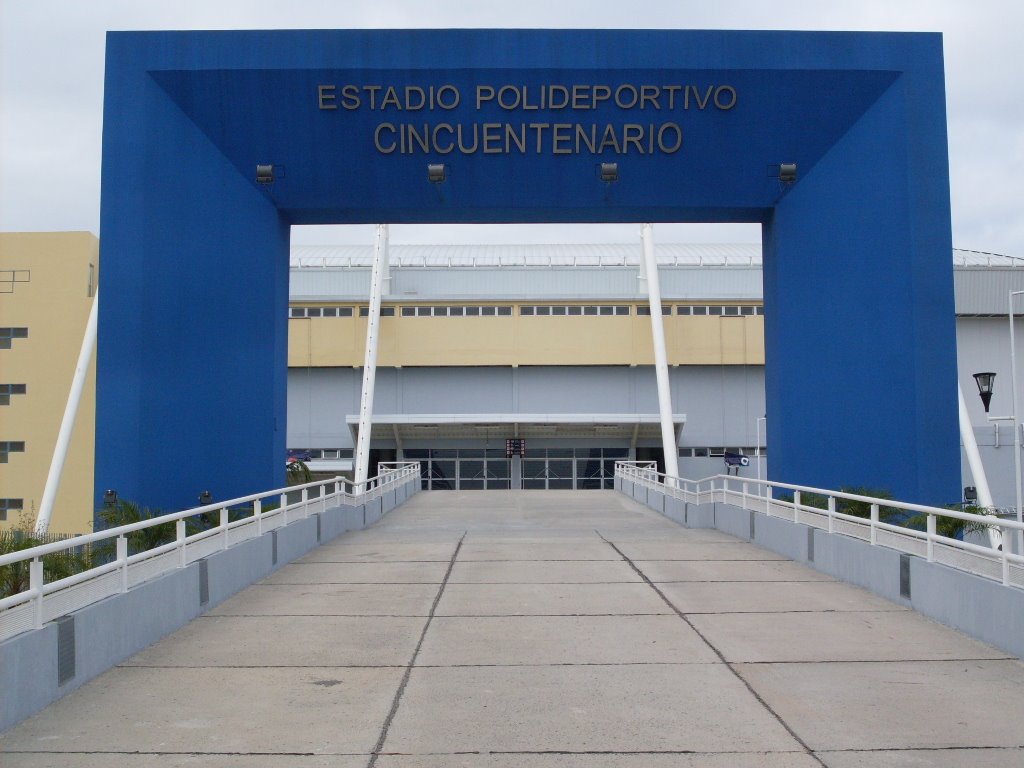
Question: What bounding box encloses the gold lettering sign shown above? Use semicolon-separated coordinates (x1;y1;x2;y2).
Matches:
318;82;736;155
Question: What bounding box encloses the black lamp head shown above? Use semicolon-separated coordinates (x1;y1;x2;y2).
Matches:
973;371;996;413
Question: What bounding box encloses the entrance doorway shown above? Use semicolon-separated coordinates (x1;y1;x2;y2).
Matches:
413;447;626;490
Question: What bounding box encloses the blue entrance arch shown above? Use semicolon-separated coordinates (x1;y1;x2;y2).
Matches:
97;29;959;510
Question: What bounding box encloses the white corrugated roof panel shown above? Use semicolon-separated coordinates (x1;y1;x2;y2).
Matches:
289;242;766;269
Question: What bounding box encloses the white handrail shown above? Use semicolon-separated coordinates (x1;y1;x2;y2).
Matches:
614;461;1024;590
0;462;421;641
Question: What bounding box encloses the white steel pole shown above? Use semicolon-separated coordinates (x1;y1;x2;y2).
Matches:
1011;290;1024;554
354;225;389;492
640;224;680;483
35;290;99;536
957;381;1000;549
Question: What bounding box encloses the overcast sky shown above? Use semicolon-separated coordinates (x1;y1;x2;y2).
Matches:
1;0;1021;252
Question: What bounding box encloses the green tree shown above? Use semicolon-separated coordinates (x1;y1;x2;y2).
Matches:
287;459;313;485
0;512;92;599
92;499;176;560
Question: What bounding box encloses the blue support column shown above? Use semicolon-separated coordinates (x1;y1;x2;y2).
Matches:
763;57;959;504
96;35;289;512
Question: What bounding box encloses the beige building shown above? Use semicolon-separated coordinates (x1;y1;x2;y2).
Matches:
0;232;98;535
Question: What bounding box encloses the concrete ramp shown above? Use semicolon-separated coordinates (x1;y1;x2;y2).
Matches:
2;490;1022;766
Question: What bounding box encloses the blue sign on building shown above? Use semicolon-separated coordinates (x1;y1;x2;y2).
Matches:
97;29;959;510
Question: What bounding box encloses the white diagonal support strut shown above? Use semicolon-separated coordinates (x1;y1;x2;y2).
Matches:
354;224;389;491
35;290;99;535
958;381;1000;549
641;224;680;484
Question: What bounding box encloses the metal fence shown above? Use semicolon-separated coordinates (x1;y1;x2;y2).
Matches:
0;463;420;644
615;461;1024;591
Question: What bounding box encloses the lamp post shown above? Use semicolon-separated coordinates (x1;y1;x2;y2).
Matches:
1007;290;1024;557
972;285;1024;555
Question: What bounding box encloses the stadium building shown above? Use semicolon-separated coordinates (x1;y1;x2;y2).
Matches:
3;233;1023;533
285;240;1024;504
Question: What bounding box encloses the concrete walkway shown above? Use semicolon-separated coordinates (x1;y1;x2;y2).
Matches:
2;490;1023;767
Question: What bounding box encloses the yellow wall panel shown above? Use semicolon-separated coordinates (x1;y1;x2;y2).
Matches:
674;317;724;364
720;317;747;364
745;317;766;365
515;317;634;365
288;306;765;368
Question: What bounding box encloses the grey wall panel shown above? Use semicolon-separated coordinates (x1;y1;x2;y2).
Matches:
0;624;59;733
909;558;1024;659
288;365;768;455
754;513;810;562
71;565;203;695
288;367;362;447
664;495;686;524
275;517;319;564
399;367;514;413
686;502;716;528
290;265;765;302
954;269;1024;315
714;504;750;540
516;366;636;413
206;536;275;604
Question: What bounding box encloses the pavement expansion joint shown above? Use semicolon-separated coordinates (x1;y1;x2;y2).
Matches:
816;745;1024;753
430;612;672;617
597;531;829;768
255;581;447;585
366;531;466;768
413;661;722;668
735;657;1016;665
202;613;434;618
116;663;409;669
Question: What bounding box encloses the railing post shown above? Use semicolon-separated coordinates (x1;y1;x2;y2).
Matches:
117;535;129;593
794;490;801;525
827;496;835;534
254;499;263;536
1002;535;1011;586
281;493;289;526
870;503;879;546
742;481;748;509
927;514;936;562
177;519;187;568
220;507;229;549
30;558;45;629
301;487;309;517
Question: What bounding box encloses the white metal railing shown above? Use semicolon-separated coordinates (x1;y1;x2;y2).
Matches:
615;461;1024;591
0;463;420;643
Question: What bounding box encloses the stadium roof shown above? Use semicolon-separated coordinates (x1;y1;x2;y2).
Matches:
289;243;1024;270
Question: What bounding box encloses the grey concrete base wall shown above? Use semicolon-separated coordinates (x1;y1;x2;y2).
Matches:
0;623;58;732
810;528;911;607
684;502;716;529
621;487;1024;660
755;513;811;563
321;504;365;540
664;495;686;525
713;504;751;541
909;557;1024;659
0;479;419;734
207;535;275;607
274;515;320;566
